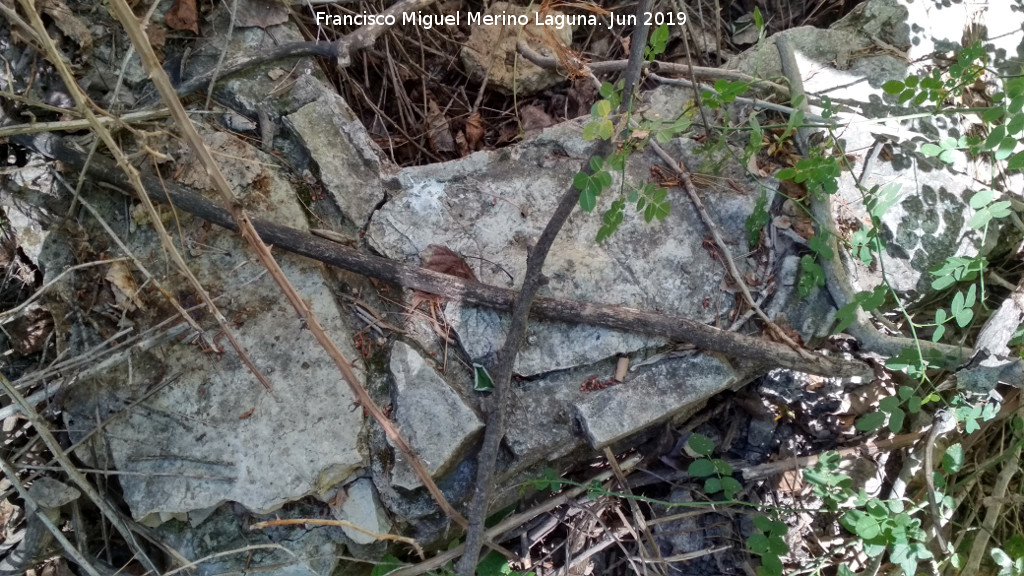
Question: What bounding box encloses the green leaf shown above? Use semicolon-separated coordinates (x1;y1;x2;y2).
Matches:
1006;533;1024;559
985;126;1007;150
920;143;942;157
721;476;742;499
591;99;612;118
752;515;773;533
808;235;834;261
713;459;734;476
861;285;888;312
473;363;494;392
757;554;783;576
747;533;770;554
855;411;887;432
752;6;764;31
766;534;788;556
990;200;1012;218
1009;112;1024;135
576;179;598;212
888;407;905;433
1008;151;1024;170
943;443;964;474
776;167;797;180
834;300;860;334
599;82;616;99
991;548;1013;569
982;106;1005;123
476;551;511;576
704;477;723;494
688;459;716;478
879;396;901;414
882;80;905;94
854;514;881;539
970;189;994;209
687;433;715;456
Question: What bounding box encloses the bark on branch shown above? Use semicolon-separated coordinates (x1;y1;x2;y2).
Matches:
14;131;873;380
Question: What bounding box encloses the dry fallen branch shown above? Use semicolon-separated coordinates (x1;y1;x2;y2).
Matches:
13;130;873;380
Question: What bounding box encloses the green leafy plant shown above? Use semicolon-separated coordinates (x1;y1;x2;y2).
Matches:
746;515;790;576
575;24;686;241
803;451;853;512
854;385;924;434
686;433;742;499
840;494;934;576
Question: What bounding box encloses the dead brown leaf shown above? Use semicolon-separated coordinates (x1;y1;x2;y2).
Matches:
421;245;477;281
464;112;485;151
41;0;93;51
146;25;167;49
426;98;456;154
165;0;200;34
106;261;144;311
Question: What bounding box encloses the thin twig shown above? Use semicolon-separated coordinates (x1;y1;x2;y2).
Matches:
0;109;170;138
250;518;424;559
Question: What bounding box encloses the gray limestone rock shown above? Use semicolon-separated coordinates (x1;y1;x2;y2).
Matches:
388;341;484;490
335;478;392;545
53;130;367;524
284;87;386;227
572;354;748;448
368;122;761;377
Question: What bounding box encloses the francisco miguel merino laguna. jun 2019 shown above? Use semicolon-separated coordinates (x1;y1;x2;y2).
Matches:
314;8;687;31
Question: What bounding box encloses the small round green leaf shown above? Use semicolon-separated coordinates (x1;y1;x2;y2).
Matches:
687;433;715;456
855;411;886;432
688;459;716;478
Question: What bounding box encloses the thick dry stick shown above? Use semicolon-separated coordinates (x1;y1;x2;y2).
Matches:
106;0;471;532
14;131;872;379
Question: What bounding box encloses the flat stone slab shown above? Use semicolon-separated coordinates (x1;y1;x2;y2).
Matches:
56;131;367;524
572;353;748;448
388;341;484;490
368;122;761;376
284;86;386;228
335;477;392;545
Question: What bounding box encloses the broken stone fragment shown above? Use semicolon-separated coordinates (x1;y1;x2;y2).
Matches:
388;341;484;490
283;83;386;227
